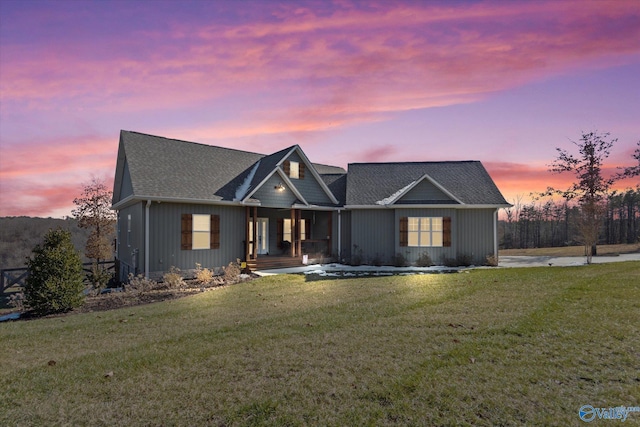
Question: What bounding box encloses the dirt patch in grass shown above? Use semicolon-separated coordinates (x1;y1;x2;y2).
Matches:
4;276;258;321
78;287;206;313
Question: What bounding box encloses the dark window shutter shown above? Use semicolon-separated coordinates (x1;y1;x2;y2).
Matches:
181;214;192;250
399;217;408;247
443;217;452;247
210;215;220;249
305;218;310;239
299;162;305;179
283;160;290;176
277;218;283;249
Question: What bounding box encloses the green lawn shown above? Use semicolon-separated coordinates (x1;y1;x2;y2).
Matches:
1;262;639;426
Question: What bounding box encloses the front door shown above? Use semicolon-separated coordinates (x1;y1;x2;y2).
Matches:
249;218;269;255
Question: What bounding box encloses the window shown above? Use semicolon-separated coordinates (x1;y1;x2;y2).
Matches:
192;214;210;250
289;161;300;179
400;217;451;247
283;160;305;179
282;218;306;242
181;214;220;250
278;217;309;249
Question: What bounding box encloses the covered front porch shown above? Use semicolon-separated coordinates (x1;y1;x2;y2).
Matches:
244;206;335;270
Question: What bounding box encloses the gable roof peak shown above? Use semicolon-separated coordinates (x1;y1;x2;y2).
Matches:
348;160;480;166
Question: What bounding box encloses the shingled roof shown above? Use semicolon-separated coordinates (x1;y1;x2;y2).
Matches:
113;131;346;204
114;131;507;209
346;162;510;206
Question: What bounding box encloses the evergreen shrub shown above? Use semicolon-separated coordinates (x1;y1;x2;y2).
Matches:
24;229;85;315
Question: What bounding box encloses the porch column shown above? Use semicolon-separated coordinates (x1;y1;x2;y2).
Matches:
327;211;332;257
290;208;296;257
245;206;250;261
252;206;258;260
295;209;302;257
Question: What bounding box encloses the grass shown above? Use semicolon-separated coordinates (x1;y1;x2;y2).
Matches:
501;243;640;257
1;262;639;426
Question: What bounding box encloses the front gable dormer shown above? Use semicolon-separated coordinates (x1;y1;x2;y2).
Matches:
395;175;461;205
277;146;339;205
237;145;339;207
376;174;462;206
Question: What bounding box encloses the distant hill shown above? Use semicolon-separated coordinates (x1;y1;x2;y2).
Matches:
0;217;115;269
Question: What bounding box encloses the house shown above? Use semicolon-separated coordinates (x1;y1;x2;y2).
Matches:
111;130;510;278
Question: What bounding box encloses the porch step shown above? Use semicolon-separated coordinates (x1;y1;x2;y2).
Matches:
247;256;304;271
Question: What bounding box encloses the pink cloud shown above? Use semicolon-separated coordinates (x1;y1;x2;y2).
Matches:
1;1;639;217
485;161;640;206
360;145;398;163
0;183;82;218
0;136;116;179
0;135;116;217
2;0;638;128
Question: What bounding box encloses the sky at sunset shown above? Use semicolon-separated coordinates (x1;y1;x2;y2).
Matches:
1;0;639;218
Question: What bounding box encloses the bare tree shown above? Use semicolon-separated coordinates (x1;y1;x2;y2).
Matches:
576;200;606;264
72;178;116;263
617;140;640;178
547;131;617;261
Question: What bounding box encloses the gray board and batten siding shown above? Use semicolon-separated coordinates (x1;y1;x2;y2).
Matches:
116;202;145;274
456;209;496;264
350;208;496;266
350;209;396;264
146;202;246;277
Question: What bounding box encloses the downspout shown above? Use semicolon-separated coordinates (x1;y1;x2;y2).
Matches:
337;209;341;260
145;200;151;278
493;208;499;264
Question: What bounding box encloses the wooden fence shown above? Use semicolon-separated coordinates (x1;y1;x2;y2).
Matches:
1;261;116;294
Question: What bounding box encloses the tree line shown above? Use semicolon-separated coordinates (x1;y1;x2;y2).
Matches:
500;131;639;255
499;187;640;250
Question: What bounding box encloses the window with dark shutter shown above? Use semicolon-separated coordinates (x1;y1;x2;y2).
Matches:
402;216;446;247
181;214;193;250
182;214;220;250
283;160;290;176
399;217;408;247
299;162;305;179
443;217;452;247
210;215;220;249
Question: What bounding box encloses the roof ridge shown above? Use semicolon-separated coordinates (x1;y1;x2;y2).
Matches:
348;160;480;166
313;161;346;168
122;130;266;157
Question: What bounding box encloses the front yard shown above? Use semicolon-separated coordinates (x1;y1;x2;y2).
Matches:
1;262;639;425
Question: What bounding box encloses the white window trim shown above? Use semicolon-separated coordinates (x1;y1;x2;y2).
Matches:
192;214;211;250
408;217;443;247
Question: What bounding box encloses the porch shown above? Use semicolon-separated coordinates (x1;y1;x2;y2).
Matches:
244;206;335;269
245;255;303;271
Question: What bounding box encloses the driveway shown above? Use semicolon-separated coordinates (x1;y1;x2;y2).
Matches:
499;253;640;268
